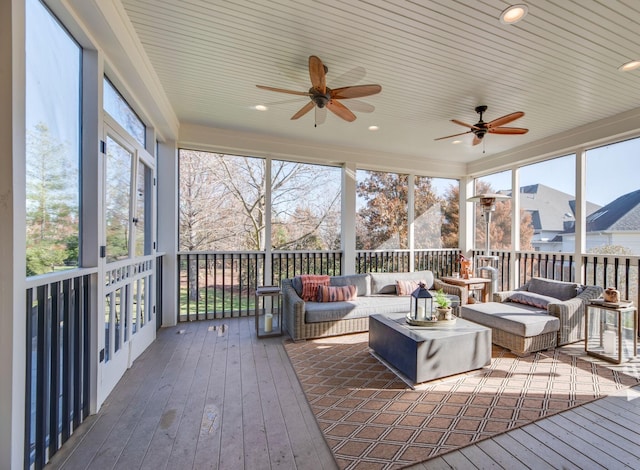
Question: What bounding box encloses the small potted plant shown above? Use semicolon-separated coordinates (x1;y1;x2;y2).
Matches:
434;289;453;320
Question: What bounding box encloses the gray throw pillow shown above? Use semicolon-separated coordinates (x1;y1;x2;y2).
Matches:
528;277;580;301
508;292;557;309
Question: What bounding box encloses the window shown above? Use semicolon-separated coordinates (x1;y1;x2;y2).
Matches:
518;155;575;252
103;77;146;147
179;150;267;251
474;171;512;251
25;0;81;276
356;170;408;249
135;161;153;256
414;177;459;249
586;138;640;255
105;136;133;262
271;161;341;250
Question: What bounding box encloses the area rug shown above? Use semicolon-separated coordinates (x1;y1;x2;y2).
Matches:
284;333;640;469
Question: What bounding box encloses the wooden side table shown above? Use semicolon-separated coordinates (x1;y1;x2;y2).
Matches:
255;286;283;338
585;301;637;364
439;276;492;303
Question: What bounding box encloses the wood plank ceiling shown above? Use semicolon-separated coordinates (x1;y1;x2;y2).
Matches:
120;0;640;165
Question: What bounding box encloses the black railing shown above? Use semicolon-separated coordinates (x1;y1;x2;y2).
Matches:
272;250;342;282
156;254;164;330
178;251;266;321
25;269;93;470
584;255;640;307
472;251;640;309
415;249;461;276
356;250;411;273
178;249;463;321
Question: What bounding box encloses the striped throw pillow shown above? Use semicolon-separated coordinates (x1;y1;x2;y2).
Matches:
317;285;357;302
396;279;426;296
300;274;330;301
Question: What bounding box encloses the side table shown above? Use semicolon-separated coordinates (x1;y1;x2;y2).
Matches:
255;286;283;338
585;301;637;364
439;276;492;303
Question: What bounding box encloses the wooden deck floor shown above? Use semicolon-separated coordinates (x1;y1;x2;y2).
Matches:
46;317;640;470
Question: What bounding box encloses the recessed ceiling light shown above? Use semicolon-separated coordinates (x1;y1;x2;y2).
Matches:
618;60;640;72
254;105;268;111
368;125;379;131
452;140;462;144
500;4;528;24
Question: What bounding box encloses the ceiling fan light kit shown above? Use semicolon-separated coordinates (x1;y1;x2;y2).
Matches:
256;55;381;125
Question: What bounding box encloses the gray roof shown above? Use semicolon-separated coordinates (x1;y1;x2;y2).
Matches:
506;184;600;232
586;189;640;232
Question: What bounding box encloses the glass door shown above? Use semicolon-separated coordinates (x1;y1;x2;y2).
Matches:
100;129;135;398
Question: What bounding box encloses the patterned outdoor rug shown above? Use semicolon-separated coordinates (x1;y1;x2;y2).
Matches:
284;333;640;469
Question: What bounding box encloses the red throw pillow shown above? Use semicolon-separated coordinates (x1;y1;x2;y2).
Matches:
300;274;330;301
317;285;357;302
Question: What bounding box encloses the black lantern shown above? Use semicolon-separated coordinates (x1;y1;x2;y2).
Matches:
410;282;433;321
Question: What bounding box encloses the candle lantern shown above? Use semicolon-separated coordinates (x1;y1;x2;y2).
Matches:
255;285;283;338
410;282;433;321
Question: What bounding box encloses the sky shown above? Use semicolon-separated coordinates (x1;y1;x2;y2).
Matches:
26;0;80;153
481;144;639;207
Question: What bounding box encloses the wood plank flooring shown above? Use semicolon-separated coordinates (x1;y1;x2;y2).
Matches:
45;317;640;470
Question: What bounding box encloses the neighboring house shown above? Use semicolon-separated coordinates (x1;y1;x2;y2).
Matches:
562;189;640;255
505;184;601;252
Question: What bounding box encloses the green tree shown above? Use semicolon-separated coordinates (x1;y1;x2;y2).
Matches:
356;172;443;249
440;183;460;248
356;171;409;249
25;123;78;275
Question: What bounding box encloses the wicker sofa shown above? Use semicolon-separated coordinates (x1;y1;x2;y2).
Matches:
281;270;465;341
461;277;603;355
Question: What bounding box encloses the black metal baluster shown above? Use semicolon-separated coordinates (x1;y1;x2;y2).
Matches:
24;288;34;470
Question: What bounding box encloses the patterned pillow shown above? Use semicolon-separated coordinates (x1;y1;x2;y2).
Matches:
396;279;426;296
317;285;358;302
508;291;557;309
300;274;330;301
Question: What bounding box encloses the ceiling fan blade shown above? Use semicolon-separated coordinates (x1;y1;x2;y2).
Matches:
263;97;308;106
434;130;472;141
291;101;315;120
331;84;382;99
309;55;326;94
344;99;374;113
487;111;524;128
256;85;310;96
451;119;480;130
472;135;483;146
488;127;529;135
326;100;356;122
331;66;366;88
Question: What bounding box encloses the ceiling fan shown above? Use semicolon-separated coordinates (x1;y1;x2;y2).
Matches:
256;55;381;125
434;105;528;145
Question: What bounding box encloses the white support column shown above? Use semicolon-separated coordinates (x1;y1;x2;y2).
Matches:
81;48;101;414
575;149;586;284
264;158;272;285
408;174;415;272
511;169;520;288
341;163;357;275
157;140;179;326
459;176;474;257
0;1;27;468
